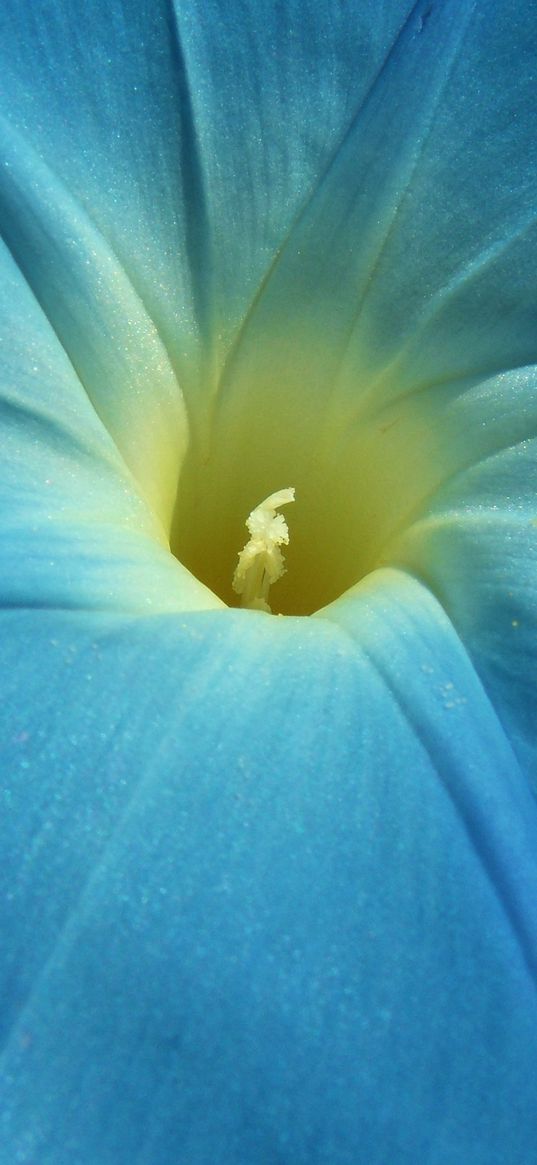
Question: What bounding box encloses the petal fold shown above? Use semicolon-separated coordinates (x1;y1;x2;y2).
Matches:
1;571;537;1162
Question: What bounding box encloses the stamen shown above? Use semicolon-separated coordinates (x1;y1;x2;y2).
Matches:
232;488;295;612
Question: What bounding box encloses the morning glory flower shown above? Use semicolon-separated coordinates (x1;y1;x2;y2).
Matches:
1;0;537;1161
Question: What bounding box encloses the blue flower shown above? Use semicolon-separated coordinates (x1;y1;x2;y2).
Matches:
1;1;537;1161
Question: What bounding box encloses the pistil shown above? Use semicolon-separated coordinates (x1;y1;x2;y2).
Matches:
232;488;295;612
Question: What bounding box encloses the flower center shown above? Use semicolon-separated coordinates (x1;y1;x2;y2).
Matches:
168;353;443;616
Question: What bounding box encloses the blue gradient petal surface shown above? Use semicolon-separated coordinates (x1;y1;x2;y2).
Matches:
2;576;537;1163
1;0;537;1162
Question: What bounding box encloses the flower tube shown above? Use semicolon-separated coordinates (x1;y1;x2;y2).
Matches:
1;1;537;1162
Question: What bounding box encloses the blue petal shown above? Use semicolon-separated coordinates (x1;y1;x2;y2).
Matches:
0;0;418;372
393;399;537;789
1;573;537;1162
0;237;220;613
2;2;537;1161
171;0;537;777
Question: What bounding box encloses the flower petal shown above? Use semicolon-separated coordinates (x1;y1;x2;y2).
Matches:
0;0;419;373
2;6;537;1159
0;237;220;613
1;571;537;1162
393;405;537;790
171;0;537;773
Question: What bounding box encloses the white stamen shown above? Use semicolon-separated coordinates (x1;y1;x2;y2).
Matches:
232;488;295;613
